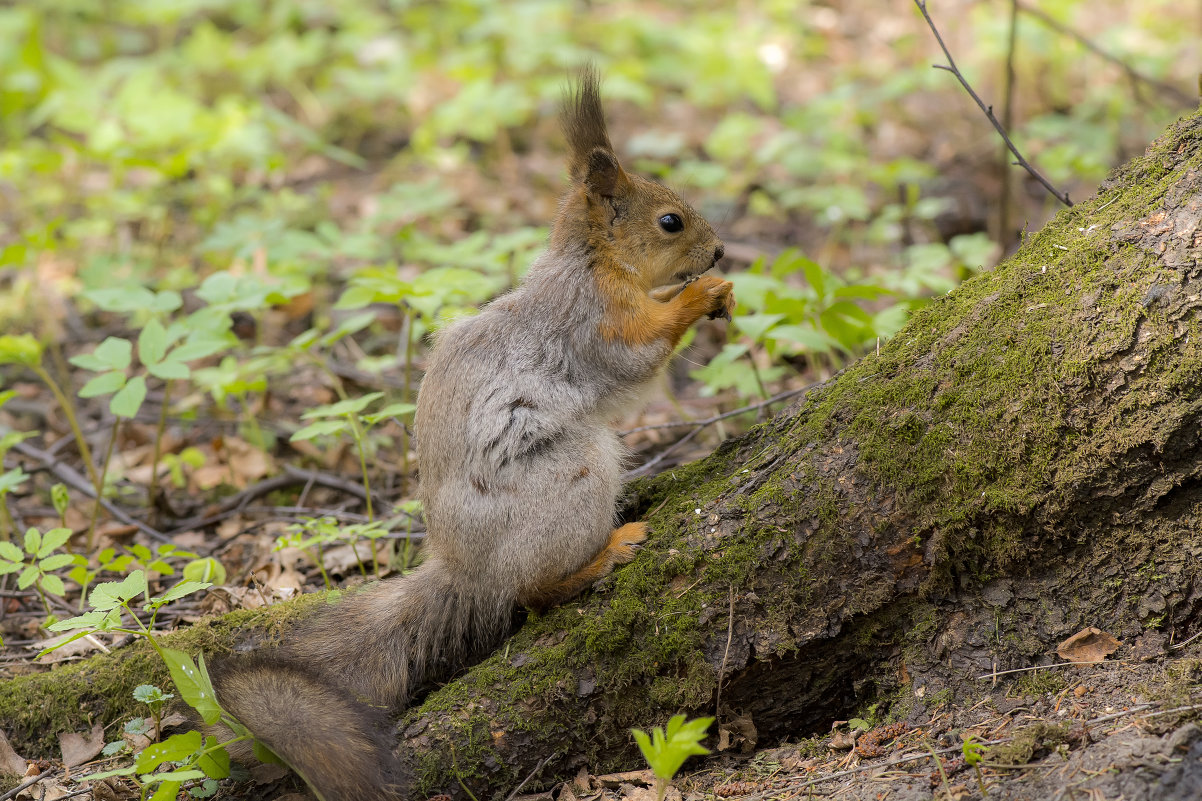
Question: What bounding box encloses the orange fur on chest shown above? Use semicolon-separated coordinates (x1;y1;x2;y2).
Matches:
595;263;702;349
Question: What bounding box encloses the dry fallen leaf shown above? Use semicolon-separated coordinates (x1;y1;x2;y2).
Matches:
34;631;107;663
0;729;28;776
59;722;105;768
1056;626;1121;664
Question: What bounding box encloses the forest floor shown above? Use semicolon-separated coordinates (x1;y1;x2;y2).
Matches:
3;3;1201;800
527;654;1202;801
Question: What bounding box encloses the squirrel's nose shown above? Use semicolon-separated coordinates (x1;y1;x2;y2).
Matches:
713;245;725;263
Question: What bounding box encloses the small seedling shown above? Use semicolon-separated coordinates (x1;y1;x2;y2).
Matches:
0;526;73;618
962;734;989;796
631;714;714;801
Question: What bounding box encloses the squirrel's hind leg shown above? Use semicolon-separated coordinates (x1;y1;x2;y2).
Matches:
520;522;647;613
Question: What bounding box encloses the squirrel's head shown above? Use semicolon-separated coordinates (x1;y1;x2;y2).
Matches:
555;67;725;290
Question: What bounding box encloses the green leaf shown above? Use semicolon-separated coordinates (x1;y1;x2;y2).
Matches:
44;608;122;636
84;286;157;313
732;313;784;343
148;358;190;380
23;527;40;555
39;573;66;596
51;483;69;517
78;370;126;398
111;374;148;418
197;736;230;779
136;730;200;773
94;337;134;370
149;580;212;609
134;684;167;704
0;334;43;367
139;319;169;366
162;648;222;725
36;629;93;657
37;527;71;557
0;540;22;563
364;402;417;423
290;419;349;442
39;553;74;571
90;571;148;611
301;392;384;419
801;257;828;302
0;467;30;494
17;564;38;589
183;558;227;585
148;778;188;801
631;715;713;781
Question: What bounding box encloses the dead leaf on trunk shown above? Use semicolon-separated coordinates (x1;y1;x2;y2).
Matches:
1056;627;1121;664
58;722;105;767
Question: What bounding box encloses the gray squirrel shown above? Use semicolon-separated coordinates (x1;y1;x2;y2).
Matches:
210;67;733;801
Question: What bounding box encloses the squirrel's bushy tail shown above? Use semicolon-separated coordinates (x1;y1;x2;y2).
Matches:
211;557;514;801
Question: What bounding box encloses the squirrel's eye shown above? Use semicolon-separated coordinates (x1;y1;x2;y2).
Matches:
658;213;684;233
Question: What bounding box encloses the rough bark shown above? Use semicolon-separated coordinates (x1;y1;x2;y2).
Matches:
3;110;1201;798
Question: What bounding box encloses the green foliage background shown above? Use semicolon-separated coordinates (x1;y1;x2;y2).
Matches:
0;0;1195;404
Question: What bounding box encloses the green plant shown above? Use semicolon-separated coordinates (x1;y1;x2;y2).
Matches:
963;734;989;796
42;571;250;800
291;393;416;521
631;715;714;801
0;526;73;618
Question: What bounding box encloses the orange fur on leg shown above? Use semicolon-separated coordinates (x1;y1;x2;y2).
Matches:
522;522;648;611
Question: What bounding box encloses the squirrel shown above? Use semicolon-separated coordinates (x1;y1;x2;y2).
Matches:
209;67;733;801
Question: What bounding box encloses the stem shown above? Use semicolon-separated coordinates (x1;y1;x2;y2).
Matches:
34;581;51;618
924;738;953;799
998;0;1018;244
237;391;267;451
147;379;173;522
0;498;12;541
349;415;374;521
400;308;416;493
306;546;332;590
974;763;988;796
85;418;121;553
31;364;100;489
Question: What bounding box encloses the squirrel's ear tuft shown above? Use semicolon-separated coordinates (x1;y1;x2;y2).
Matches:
583;147;629;199
562;65;617;183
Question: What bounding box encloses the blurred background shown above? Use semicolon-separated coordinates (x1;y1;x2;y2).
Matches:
0;0;1198;503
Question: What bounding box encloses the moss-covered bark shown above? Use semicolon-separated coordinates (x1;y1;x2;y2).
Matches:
3;109;1201;800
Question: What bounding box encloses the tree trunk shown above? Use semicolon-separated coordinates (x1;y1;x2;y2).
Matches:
3;109;1201;799
392;107;1202;796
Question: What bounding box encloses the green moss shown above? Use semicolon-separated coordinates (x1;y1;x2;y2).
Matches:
0;593;328;756
1013;670;1068;698
990;722;1071;766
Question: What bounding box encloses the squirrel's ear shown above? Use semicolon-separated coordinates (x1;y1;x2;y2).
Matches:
582;147;629;199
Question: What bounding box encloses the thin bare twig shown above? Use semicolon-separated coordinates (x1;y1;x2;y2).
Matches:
622;384;816;478
976;659;1125;680
0;771;54;801
1016;2;1196;108
620;385;811;437
503;752;557;801
1171;628;1202;649
715;585;736;720
913;0;1073;207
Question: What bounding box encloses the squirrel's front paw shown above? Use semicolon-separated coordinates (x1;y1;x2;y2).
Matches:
692;276;735;321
